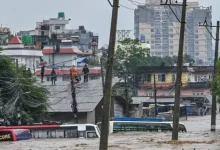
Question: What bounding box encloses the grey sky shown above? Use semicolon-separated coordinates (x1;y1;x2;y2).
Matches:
0;0;218;47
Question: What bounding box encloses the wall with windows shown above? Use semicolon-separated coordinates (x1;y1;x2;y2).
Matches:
141;72;188;84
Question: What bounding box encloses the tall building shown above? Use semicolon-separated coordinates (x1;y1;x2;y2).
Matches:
134;0;213;65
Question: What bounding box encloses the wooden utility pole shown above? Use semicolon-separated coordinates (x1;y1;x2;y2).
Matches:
153;73;157;117
211;21;219;131
100;56;105;95
172;0;187;140
99;0;119;149
199;21;220;131
124;75;129;117
70;69;78;123
16;59;18;71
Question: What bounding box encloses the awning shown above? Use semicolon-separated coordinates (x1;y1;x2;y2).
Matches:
77;57;87;63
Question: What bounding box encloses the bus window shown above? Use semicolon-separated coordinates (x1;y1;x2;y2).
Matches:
86;126;96;131
78;131;86;138
87;132;98;138
65;129;77;138
48;130;56;138
56;129;64;138
38;130;47;138
32;130;39;138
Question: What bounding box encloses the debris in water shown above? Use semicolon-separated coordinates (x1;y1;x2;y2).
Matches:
157;140;216;145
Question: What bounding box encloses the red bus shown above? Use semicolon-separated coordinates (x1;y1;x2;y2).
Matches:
0;124;100;139
0;129;31;141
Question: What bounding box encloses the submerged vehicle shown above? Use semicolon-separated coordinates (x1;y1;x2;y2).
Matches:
0;124;100;139
97;121;187;133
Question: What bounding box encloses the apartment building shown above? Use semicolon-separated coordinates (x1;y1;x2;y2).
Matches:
134;0;213;65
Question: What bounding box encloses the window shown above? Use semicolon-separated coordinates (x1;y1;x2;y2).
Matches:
158;74;166;82
195;41;199;44
169;34;173;38
195;76;197;82
170;46;173;49
155;40;161;44
151;29;154;32
169;29;173;32
195;29;198;33
151;35;155;38
170;40;173;44
195;35;198;38
172;74;176;82
55;26;61;30
144;74;151;82
151;40;154;44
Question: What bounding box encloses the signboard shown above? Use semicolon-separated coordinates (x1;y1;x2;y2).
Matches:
0;131;12;141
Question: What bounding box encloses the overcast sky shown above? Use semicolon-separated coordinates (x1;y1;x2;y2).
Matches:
0;0;218;47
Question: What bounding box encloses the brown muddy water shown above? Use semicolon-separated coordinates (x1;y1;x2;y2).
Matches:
1;115;220;150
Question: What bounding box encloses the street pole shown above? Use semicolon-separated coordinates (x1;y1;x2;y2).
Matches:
125;75;129;117
99;0;119;149
211;21;219;131
172;0;187;140
16;59;18;71
153;73;157;117
70;69;78;123
100;56;105;95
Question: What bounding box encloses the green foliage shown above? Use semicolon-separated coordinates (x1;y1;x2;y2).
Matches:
0;55;49;124
210;59;220;103
184;54;194;63
114;38;149;77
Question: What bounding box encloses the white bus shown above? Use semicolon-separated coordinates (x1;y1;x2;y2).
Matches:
0;124;101;139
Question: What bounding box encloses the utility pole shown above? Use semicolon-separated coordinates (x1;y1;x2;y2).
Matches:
70;69;78;123
16;59;18;71
199;21;219;132
100;56;105;95
161;0;187;140
99;0;119;149
124;75;129;117
153;73;157;117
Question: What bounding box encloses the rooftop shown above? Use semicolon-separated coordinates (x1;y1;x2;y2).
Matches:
42;78;120;113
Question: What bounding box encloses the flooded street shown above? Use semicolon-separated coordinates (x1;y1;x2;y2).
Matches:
1;115;220;150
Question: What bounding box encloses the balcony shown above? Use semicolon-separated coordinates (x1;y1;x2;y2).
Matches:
186;82;210;89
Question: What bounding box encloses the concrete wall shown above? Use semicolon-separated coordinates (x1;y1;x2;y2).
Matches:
43;54;77;67
86;111;95;124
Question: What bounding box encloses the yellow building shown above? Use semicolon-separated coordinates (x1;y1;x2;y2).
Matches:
136;66;189;87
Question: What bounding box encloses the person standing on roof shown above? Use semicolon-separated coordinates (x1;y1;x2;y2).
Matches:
82;64;89;82
51;69;56;85
71;65;80;82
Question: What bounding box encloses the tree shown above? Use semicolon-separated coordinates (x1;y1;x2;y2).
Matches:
0;55;49;124
184;54;194;63
114;38;149;78
210;59;220;103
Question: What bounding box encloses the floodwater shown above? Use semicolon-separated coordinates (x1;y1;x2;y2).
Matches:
1;115;220;150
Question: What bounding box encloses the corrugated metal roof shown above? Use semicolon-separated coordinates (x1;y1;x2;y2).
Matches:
43;78;119;113
132;97;175;104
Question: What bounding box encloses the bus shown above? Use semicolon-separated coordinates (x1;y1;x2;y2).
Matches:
97;121;186;134
0;124;100;139
0;129;31;142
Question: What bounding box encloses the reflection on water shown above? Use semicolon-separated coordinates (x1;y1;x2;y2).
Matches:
1;115;220;150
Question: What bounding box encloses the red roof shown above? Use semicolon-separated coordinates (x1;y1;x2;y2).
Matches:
43;48;83;54
8;36;22;44
35;69;101;76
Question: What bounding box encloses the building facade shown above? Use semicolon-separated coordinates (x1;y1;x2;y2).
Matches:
135;66;213;97
1;36;43;72
17;12;99;54
134;0;212;65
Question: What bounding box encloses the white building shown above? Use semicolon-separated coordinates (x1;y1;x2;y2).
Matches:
1;36;43;72
135;0;213;65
